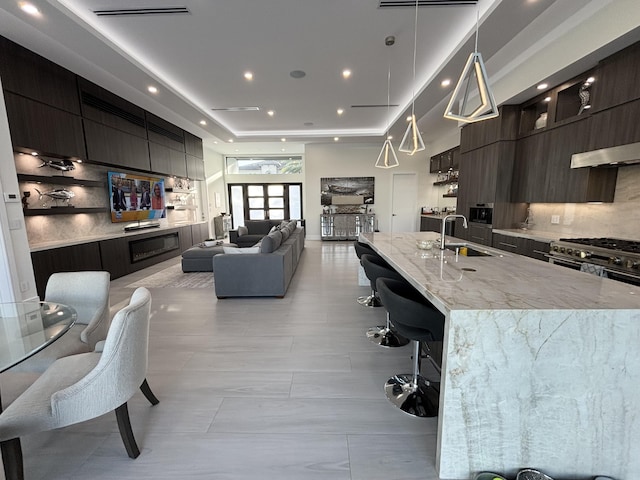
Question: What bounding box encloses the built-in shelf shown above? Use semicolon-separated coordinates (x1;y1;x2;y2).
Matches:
17;174;104;187
165;188;194;194
23;207;109;216
433;179;459;186
166;205;196;210
443;194;457;198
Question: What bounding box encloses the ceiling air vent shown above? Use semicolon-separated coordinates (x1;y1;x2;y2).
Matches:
351;104;399;108
147;122;184;144
378;0;477;7
93;6;190;17
81;92;146;127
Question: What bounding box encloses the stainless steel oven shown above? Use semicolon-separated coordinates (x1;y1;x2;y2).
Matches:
469;204;493;225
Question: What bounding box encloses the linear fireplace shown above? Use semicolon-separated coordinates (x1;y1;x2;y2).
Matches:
129;233;180;263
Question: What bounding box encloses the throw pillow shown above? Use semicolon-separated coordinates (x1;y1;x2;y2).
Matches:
223;246;260;254
269;225;278;234
260;230;283;253
237;226;248;236
280;226;290;241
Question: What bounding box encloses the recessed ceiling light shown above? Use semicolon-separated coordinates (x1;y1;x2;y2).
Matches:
537;83;548;90
267;110;275;116
281;138;286;142
281;148;286;152
31;151;38;156
290;70;306;79
586;76;595;83
337;108;344;115
583;105;591;110
76;159;83;163
244;72;253;81
406;116;412;122
387;135;393;140
213;141;218;144
199;120;207;126
334;137;339;142
543;96;551;102
342;69;352;79
228;139;234;143
441;79;451;87
19;2;40;16
148;86;158;94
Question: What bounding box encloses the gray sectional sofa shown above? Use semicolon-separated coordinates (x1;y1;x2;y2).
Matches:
213;220;305;298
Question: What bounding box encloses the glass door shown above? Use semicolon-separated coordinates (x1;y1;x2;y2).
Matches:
228;183;302;228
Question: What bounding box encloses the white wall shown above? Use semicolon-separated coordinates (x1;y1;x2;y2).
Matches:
304;142;436;239
0;77;37;302
203;146;226;238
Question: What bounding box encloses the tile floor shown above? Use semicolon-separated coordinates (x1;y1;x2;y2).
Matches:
2;240;441;480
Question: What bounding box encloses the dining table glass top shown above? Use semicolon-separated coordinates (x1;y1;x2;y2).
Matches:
0;301;77;373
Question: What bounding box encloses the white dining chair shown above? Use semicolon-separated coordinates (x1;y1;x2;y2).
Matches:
0;287;158;480
12;271;111;373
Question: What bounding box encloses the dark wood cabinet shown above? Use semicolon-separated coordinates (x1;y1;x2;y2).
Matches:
512;118;616;203
146;112;185;152
186;154;205;180
588;98;640;150
460;106;519;153
492;233;549;262
468;223;492;246
430;146;460;173
31;242;102;298
184;131;204;158
191;223;209;244
84;119;151;171
78;78;147;138
4;92;86;158
149;142;187;178
591;41;640;111
99;237;131;279
0;36;80;114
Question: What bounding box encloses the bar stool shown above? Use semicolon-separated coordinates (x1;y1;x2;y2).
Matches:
360;254;410;347
354;241;381;307
376;277;445;417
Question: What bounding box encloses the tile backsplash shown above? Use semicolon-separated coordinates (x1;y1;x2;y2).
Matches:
529;164;640;239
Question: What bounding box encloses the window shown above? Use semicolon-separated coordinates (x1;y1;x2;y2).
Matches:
228;183;303;228
225;156;303;175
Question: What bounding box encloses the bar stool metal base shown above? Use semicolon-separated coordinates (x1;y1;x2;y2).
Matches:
366;326;410;347
384;374;439;417
357;294;382;307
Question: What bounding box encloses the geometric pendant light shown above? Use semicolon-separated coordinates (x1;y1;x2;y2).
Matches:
398;0;425;155
376;36;400;169
444;10;499;123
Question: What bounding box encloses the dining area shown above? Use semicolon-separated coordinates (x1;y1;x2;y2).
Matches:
0;272;158;480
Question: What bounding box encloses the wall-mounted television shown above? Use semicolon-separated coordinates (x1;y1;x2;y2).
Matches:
108;171;166;223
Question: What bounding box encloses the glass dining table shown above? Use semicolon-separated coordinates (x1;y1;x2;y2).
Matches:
0;301;77;375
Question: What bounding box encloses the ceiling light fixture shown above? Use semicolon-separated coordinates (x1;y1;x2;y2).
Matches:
443;8;499;123
147;86;158;94
199;120;207;125
537;83;548;90
342;69;352;79
337;108;344;116
334;137;339;142
441;79;452;87
281;138;286;142
244;72;253;81
376;35;399;169
398;1;425;155
544;96;551;102
19;2;40;16
267;110;275;116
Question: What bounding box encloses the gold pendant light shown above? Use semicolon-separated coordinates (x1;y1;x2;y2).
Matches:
376;36;399;169
398;0;425;156
444;9;499;123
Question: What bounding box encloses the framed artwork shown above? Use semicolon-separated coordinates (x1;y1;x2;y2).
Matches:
320;177;374;206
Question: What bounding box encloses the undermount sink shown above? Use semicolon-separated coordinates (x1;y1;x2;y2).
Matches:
445;245;492;257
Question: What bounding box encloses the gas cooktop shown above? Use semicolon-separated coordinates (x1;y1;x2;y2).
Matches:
558;238;640;253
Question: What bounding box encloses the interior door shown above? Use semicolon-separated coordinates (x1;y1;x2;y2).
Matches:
391;173;418;233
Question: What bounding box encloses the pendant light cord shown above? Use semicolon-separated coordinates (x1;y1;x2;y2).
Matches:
386;51;391;137
410;0;418;117
474;8;479;54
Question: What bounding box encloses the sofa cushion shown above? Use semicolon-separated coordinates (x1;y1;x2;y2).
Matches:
237;225;248;236
245;220;275;235
280;226;290;241
260;230;283;253
223;246;260;254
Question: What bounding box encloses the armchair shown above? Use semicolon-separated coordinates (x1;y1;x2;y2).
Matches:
0;287;158;480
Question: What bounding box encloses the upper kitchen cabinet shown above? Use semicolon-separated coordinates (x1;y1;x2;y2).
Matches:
84;119;150;171
460;106;519;153
186;154;205;180
78;78;147;138
184;131;204;158
4;92;86;159
588;98;640;150
590;41;640;111
430;146;460;174
0;36;80;114
149;141;187;178
511;118;616;203
146;113;185;152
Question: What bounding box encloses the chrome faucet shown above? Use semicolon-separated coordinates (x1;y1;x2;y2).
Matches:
440;214;468;250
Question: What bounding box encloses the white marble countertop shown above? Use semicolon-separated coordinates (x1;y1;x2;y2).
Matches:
29;221;207;252
360;231;640;313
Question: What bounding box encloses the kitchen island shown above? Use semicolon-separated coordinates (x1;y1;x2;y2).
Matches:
360;231;640;480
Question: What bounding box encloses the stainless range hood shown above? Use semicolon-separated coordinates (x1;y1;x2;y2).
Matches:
571;142;640;168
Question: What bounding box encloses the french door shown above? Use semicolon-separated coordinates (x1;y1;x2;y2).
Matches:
228;183;302;228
